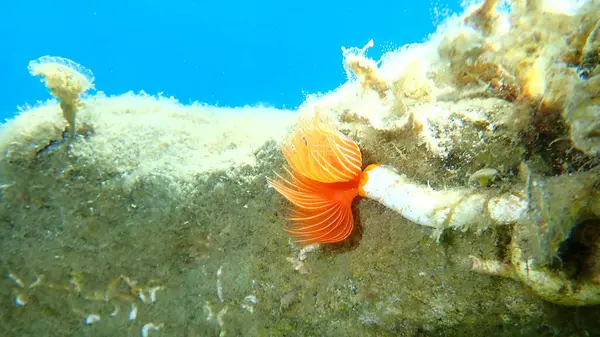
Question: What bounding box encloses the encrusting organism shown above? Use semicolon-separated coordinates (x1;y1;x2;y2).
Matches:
342;39;389;99
28;56;95;138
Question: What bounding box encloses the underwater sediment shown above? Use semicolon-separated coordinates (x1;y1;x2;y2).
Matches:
1;0;600;336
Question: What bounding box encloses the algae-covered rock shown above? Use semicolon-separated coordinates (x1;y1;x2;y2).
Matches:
2;1;600;336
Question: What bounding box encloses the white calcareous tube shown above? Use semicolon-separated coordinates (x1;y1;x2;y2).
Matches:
360;165;528;230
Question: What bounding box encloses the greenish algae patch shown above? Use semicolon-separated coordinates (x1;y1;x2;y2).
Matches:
2;1;600;336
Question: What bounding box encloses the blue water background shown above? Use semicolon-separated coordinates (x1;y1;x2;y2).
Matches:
0;0;462;120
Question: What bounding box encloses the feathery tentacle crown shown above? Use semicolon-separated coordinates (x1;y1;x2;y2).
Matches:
268;110;364;244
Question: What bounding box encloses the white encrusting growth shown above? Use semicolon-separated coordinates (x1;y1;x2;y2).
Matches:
361;165;527;231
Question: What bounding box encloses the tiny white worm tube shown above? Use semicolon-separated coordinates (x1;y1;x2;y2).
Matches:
141;323;163;337
85;314;101;325
129;303;137;321
360;165;527;230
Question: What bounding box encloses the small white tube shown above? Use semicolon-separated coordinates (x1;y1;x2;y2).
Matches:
361;165;527;230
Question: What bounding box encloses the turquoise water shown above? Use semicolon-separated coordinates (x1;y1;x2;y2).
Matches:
2;1;600;335
0;0;461;119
